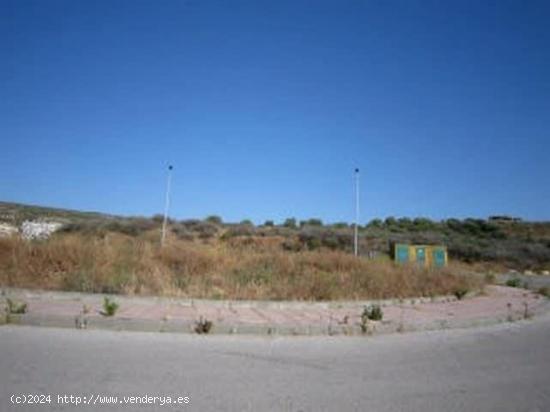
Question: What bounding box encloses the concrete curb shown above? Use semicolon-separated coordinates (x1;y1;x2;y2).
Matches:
1;287;467;310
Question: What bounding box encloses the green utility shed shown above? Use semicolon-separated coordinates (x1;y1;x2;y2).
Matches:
393;243;448;268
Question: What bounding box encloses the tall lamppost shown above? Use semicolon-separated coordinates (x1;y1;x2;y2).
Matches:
161;165;173;247
354;168;360;256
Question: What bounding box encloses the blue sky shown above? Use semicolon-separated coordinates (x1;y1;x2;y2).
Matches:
1;0;549;223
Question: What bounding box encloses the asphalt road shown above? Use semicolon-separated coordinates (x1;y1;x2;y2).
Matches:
1;316;550;412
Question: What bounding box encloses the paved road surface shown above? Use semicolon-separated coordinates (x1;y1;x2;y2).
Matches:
2;316;550;412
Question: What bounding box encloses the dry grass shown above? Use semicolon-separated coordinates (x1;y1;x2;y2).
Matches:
0;232;483;301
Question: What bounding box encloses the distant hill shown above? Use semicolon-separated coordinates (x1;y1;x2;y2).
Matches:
0;201;115;226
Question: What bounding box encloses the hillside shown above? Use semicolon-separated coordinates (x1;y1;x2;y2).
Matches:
0;201;549;300
0;201;114;226
1;201;550;270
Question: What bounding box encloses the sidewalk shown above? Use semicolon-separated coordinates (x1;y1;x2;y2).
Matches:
2;285;549;336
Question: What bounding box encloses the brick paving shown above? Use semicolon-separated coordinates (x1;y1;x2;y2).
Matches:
2;285;549;335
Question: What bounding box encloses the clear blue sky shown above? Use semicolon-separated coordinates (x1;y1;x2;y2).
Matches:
2;0;549;223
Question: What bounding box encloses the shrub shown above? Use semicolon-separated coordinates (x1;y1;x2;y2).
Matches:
221;225;256;239
538;287;549;298
180;220;219;239
101;297;119;316
362;304;383;321
506;278;522;288
264;220;274;227
332;222;349;229
297;227;351;251
454;288;469;300
195;316;213;334
384;217;397;227
171;223;194;240
300;218;323;227
283;218;297;229
367;219;383;229
412;217;435;231
103;218;157;237
151;214;165;223
6;298;27;314
205;215;223;225
396;218;412;229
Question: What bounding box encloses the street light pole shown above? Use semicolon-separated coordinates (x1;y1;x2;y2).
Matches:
161;165;173;247
354;168;360;257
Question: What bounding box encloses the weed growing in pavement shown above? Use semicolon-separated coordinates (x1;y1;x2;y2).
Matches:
101;297;119;317
453;288;469;300
506;278;522;288
523;302;533;319
360;312;369;334
74;314;88;329
6;298;27;314
194;316;213;334
506;302;514;322
363;304;383;321
75;304;91;329
360;305;383;335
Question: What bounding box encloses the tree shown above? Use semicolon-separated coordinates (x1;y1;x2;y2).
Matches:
367;218;383;228
283;218;297;229
205;215;223;225
332;222;349;229
300;218;323;227
384;217;397;227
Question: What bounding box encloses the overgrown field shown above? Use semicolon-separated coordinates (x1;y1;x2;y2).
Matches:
3;201;549;300
3;201;550;270
0;232;481;301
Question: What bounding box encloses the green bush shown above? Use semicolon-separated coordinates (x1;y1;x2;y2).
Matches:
283;218;297;229
6;298;27;314
101;297;119;316
332;222;349;229
453;288;469;300
384;217;397;227
362;304;383;321
538;287;550;298
221;225;256;239
506;278;522;288
205;215;223;225
297;227;351;252
180;220;219;239
300;218;323;227
195;317;213;334
412;217;435;231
